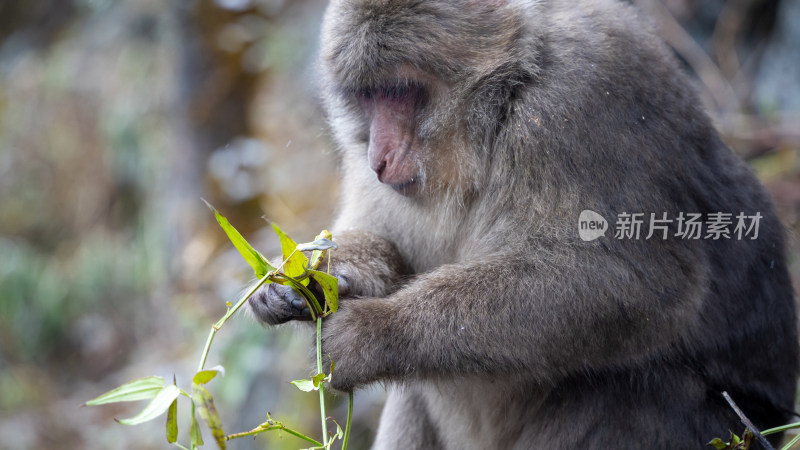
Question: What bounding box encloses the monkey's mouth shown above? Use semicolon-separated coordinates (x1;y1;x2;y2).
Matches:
388;177;419;196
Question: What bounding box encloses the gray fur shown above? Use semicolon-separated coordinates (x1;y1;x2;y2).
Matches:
249;0;799;448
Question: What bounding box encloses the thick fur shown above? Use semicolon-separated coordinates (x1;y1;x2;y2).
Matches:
249;0;799;448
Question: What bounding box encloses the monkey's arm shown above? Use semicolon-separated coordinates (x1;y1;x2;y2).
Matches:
321;245;707;391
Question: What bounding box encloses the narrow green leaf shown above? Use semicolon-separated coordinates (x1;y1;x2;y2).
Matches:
193;384;226;449
290;379;319;392
271;222;310;283
117;385;180;426
204;200;274;278
308;270;339;313
85;376;165;406
166;396;178;443
190;401;204;447
193;365;226;385
282;276;322;317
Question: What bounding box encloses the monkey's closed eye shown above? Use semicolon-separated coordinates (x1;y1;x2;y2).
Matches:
357;83;425;116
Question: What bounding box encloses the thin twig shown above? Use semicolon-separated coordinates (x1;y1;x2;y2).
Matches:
722;391;775;450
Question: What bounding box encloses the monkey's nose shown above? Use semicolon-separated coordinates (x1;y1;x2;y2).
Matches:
372;160;387;181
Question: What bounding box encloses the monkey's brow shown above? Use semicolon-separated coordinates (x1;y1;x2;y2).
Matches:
342;78;424;96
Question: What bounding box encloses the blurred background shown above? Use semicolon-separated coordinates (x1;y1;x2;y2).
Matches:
0;0;797;449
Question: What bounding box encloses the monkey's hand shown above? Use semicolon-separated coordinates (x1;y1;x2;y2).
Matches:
248;231;408;326
248;282;315;325
320;303;387;392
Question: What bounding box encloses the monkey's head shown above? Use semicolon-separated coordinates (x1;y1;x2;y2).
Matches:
318;0;541;199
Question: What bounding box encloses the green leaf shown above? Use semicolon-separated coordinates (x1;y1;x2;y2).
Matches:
308;270;339;313
204;200;274;278
85;376;165;406
290;378;319;392
166;396;178;443
190;401;204;447
117;385;180;426
291;372;328;392
193;384;226;449
707;438;728;450
193;365;226;385
271;222;310;283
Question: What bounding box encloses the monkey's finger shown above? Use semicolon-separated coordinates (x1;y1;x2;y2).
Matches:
291;298;306;310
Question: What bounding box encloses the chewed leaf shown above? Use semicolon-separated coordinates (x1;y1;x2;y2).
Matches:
270;222;310;283
193;384;226;449
117;385;180;426
204;200;275;278
85;376;165;405
296;238;338;252
193;365;226;385
308;270;339;313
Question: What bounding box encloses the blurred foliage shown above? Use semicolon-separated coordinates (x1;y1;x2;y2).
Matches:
0;0;797;449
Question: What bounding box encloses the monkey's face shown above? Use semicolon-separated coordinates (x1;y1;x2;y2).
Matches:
320;0;518;199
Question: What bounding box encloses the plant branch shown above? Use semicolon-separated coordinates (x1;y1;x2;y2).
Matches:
722;391;775;450
342;392;353;450
225;420;323;447
763;422;800;436
317;317;328;443
198;272;272;372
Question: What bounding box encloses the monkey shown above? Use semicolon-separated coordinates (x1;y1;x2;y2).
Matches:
248;0;799;448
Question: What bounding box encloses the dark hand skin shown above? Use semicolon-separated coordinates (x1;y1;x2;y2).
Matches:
248;283;313;325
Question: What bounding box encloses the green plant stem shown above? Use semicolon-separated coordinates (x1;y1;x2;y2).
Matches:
783;432;800;450
198;272;272;372
764;422;800;436
317;316;328;443
342;392;353;450
225;422;324;447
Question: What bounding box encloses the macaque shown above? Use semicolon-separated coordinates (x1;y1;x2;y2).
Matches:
249;0;798;448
